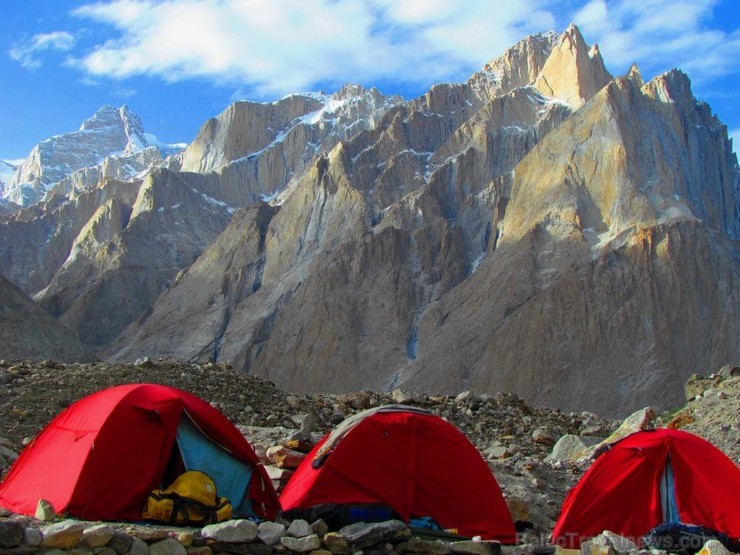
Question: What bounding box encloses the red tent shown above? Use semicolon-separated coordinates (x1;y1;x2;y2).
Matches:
279;405;516;542
552;428;740;548
0;384;279;521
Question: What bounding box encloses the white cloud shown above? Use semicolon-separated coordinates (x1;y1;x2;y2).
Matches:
69;0;557;96
57;0;740;105
9;31;76;70
571;0;740;86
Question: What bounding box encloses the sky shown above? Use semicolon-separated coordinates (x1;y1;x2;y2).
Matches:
1;0;739;161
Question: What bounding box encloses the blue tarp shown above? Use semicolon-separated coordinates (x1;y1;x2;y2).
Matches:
660;457;679;523
176;414;254;517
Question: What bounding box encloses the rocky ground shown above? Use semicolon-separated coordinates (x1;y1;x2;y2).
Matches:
0;359;737;541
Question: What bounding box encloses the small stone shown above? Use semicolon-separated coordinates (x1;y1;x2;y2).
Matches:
391;389;414;404
173;531;194;547
134;357;153;368
697;539;731;555
108;532;135;554
281;534;321;552
455;391;476;403
149;538;187;555
322;532;349;554
602;531;638;554
267;446;306;469
266;467;294;481
532;429;556;446
83;524;116;548
310;520;329;538
130;526;170;542
24;527;42;546
202;520;259;543
287;520;314;538
450;540;501;555
130;537;150;555
41;520;85;549
339;521;408;550
35;498;56;521
187;547;213;555
97;548;120;555
248;544;275;555
485;445;509;459
258;521;287;546
309;550;332;555
544;435;602;463
582;535;617;555
0;521;24;549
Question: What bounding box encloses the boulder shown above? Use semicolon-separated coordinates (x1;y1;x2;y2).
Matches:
149;537;187;555
544;435;602;463
0;521;24;549
35;498;56;521
323;532;349;554
339;520;409;549
266;445;306;469
202;520;259;543
286;519;313;538
258;521;286;545
41;520;85;549
83;524;115;548
450;540;502;555
280;533;321;552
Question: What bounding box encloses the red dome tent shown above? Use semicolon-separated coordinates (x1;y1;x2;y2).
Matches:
279;405;516;542
0;384;279;521
552;428;740;548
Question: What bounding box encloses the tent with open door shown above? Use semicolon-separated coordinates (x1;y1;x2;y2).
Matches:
552;428;740;548
279;405;516;542
0;383;279;521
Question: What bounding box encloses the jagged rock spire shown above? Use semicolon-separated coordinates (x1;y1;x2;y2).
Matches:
534;23;613;106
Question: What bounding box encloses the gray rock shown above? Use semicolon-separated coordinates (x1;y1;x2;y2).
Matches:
0;521;24;549
392;389;415;404
35;498;56;521
544;435;602;463
450;540;501;555
24;527;42;546
339;520;409;549
108;532;135;554
311;519;329;538
602;531;638;554
582;535;617;555
202;520;259;543
149;538;187;555
129;537;150;555
323;532;349;554
286;519;313;538
280;534;321;552
83;524;116;548
258;521;287;545
41;520;85;549
532;429;556;446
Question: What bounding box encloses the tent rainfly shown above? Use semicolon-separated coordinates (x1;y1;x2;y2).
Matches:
0;383;279;521
279;405;517;542
552;428;740;548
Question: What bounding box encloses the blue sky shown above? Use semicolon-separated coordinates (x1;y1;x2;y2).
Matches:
1;0;739;161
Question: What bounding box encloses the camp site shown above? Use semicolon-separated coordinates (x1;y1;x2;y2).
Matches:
0;362;738;555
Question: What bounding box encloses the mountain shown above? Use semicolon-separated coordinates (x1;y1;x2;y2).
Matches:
2;105;182;207
0;25;737;416
0;274;95;362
